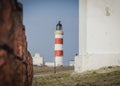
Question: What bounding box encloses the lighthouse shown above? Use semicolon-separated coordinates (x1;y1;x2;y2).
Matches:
75;0;120;73
54;21;64;66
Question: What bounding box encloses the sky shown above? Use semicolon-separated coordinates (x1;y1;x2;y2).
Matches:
18;0;79;65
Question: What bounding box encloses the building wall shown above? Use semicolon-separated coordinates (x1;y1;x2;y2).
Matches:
75;0;120;73
33;53;44;66
45;62;54;67
87;0;120;53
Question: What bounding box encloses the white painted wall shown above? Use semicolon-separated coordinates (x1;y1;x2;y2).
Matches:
45;62;54;67
75;0;120;73
55;56;63;66
87;0;120;53
33;53;44;66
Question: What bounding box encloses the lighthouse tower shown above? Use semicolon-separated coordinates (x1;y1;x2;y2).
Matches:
75;0;120;73
54;21;64;66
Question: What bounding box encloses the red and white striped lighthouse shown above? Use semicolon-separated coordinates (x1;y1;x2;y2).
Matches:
54;21;64;66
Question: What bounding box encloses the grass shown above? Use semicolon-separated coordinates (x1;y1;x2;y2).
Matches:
33;66;74;74
32;66;120;86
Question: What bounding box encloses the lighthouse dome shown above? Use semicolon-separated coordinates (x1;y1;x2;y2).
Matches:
56;21;62;30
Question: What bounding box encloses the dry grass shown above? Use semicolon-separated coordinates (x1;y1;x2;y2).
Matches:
33;66;74;75
32;66;120;86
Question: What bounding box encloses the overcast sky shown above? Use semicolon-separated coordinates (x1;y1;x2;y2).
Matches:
18;0;79;65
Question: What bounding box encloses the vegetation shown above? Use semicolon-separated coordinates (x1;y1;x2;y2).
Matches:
32;66;120;86
33;66;74;75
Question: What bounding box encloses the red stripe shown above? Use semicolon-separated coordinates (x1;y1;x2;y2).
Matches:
55;38;63;44
54;50;63;56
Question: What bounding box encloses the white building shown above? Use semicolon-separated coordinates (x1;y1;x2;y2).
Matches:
45;62;54;67
33;53;44;66
75;0;120;73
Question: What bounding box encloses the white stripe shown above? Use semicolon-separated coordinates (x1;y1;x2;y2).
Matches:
55;56;63;66
55;44;63;50
55;35;63;38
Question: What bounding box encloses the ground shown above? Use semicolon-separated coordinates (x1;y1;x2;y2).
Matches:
32;66;120;86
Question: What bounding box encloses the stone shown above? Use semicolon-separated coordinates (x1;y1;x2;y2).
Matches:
0;0;33;86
